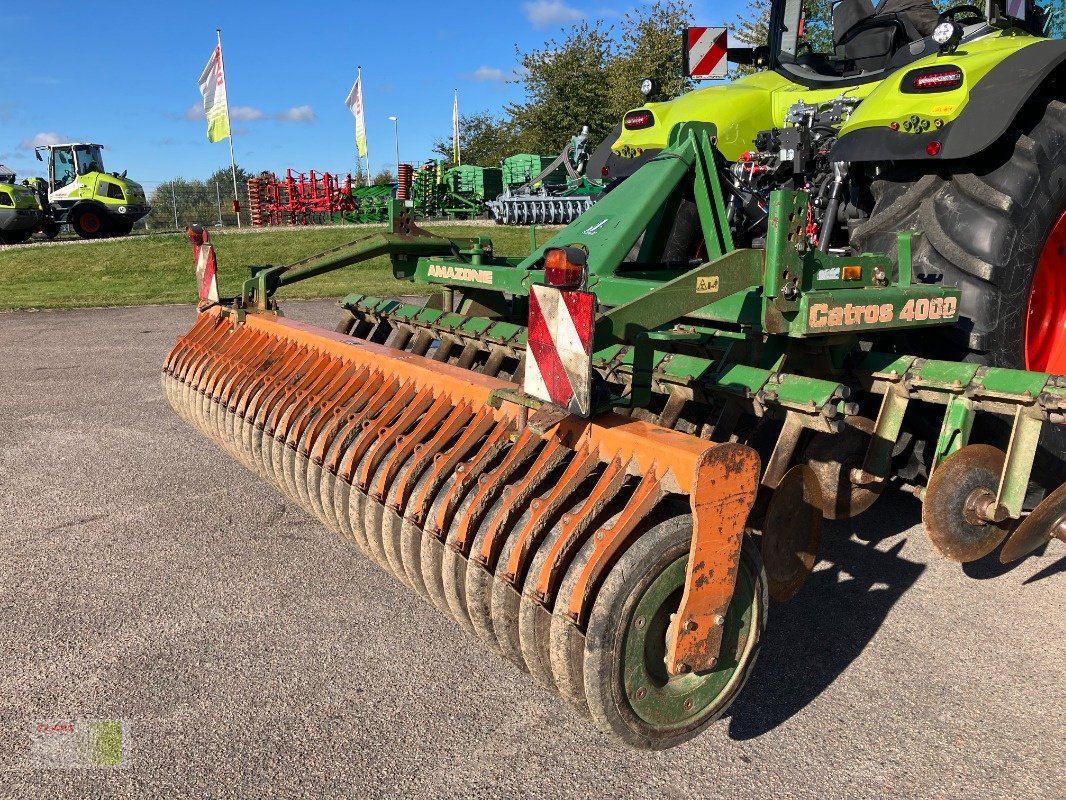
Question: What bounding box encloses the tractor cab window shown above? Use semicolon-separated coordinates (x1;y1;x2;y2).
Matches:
74;145;104;176
773;0;943;85
52;148;76;190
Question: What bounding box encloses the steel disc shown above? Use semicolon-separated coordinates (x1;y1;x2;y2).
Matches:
760;464;823;602
1000;481;1066;563
803;416;882;520
923;444;1010;563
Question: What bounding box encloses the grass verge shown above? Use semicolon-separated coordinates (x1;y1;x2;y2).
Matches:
0;224;554;311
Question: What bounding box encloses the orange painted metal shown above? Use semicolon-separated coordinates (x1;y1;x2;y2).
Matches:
370;396;453;501
530;456;628;605
335;382;417;482
451;430;542;554
474;438;569;569
410;414;505;528
388;403;477;512
355;386;436;490
564;468;667;625
666;443;760;674
167;309;762;672
501;444;599;586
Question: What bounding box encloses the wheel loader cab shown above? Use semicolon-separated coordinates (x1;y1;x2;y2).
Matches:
50;147;76;190
72;144;105;177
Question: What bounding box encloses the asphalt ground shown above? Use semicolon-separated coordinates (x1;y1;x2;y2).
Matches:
0;301;1063;798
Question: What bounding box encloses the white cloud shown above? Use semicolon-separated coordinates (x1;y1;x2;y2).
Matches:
184;103;203;121
523;0;584;28
230;105;265;121
20;132;66;149
467;66;508;82
276;105;315;123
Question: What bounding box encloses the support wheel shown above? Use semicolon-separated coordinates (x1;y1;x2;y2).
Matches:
583;520;767;750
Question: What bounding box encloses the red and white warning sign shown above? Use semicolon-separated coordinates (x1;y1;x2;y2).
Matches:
684;27;728;80
186;226;219;307
524;284;595;417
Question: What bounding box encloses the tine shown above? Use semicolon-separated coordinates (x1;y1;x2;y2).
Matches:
451;430;543;554
501;445;599;586
563;467;667;628
530;457;628;606
473;438;570;571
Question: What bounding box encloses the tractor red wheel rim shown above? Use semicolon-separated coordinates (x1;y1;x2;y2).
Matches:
1027;208;1066;373
82;213;101;233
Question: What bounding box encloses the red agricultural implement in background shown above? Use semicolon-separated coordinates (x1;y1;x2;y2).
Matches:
247;169;356;226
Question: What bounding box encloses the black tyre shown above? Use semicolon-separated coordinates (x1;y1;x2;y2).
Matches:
0;230;31;245
582;515;767;750
41;221;61;240
111;220;134;237
851;95;1066;484
70;205;110;239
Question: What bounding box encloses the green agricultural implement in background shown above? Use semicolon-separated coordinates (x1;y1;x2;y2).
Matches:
163;108;1066;749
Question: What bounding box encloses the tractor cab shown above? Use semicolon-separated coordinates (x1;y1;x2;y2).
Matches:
760;0;1049;85
32;141;149;238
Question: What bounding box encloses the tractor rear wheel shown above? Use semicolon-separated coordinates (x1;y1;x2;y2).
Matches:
71;205;110;239
851;95;1066;485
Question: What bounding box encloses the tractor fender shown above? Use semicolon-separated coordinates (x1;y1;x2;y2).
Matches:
832;39;1066;163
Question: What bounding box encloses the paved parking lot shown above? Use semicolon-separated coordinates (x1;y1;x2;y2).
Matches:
1;302;1062;798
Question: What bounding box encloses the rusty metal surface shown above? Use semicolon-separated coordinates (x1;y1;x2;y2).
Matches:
805;416;883;520
922;444;1011;563
1000;481;1066;563
760;464;824;602
666;443;761;674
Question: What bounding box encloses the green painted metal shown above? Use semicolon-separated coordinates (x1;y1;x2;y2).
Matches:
622;553;757;728
226;114;1066;528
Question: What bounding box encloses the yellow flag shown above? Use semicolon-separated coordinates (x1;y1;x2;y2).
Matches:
198;46;231;143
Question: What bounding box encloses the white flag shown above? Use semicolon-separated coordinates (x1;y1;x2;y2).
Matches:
345;72;367;159
198;46;231;143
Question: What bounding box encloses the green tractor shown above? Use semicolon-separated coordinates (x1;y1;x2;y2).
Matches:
32;142;150;239
609;0;1066;378
0;164;45;245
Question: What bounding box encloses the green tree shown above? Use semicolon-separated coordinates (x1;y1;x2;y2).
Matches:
506;19;617;154
606;1;694;116
432;111;521;166
504;3;696;156
372;168;395;186
145;165;253;230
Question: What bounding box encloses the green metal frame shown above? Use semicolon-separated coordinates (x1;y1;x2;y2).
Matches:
225;121;1065;525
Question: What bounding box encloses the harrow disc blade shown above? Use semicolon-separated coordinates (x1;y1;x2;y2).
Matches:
803;417;882;520
923;444;1010;563
760;464;823;602
1000;481;1066;563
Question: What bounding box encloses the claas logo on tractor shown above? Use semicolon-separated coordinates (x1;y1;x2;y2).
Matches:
525;247;595;416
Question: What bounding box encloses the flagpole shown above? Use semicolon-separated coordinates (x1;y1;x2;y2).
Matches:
454;89;461;166
359;66;370;182
217;28;242;227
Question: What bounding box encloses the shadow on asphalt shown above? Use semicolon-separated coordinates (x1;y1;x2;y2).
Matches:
726;497;926;740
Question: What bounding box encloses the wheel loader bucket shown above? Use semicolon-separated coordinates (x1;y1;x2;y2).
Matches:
162;308;762;748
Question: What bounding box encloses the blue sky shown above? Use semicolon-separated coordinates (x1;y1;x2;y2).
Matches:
0;0;742;186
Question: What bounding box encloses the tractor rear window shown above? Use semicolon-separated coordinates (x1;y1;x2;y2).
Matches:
0;193;12;207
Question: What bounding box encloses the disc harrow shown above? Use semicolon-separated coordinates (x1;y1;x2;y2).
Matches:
161;119;1066;749
163;307;767;749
